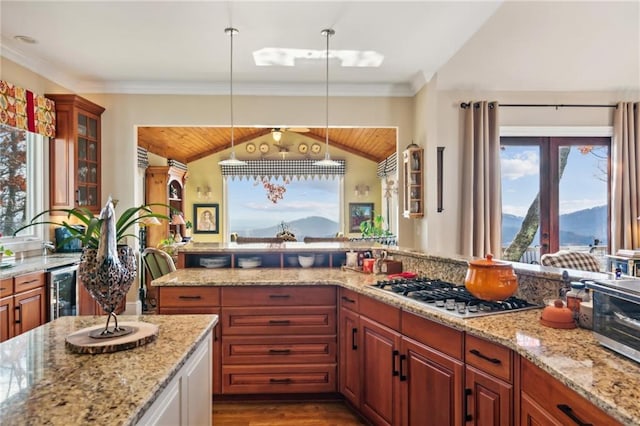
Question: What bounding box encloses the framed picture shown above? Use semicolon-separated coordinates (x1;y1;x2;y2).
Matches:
193;203;219;234
349;203;374;233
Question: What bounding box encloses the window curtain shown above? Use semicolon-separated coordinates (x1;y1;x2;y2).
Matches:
611;102;640;252
460;101;501;258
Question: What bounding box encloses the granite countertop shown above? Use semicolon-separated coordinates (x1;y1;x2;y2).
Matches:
0;253;81;279
0;314;218;425
152;267;639;425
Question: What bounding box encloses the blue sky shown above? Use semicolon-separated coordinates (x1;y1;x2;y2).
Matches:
501;145;608;217
228;177;339;231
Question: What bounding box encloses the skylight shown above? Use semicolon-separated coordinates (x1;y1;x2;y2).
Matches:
253;48;384;67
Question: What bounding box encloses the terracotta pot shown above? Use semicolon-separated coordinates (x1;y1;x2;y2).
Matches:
540;299;576;329
464;253;518;301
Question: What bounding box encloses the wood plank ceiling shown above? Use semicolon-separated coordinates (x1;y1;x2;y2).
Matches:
137;127;397;164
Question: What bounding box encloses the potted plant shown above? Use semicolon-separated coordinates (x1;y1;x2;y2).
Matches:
0;233;14;263
14;199;170;335
359;213;395;244
184;220;193;241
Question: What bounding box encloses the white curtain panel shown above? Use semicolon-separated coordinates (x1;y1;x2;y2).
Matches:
460;101;501;258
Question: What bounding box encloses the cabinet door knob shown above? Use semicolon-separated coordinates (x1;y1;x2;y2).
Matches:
392;350;400;377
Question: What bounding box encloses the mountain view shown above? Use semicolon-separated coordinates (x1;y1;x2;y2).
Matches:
232;216;339;240
502;205;607;246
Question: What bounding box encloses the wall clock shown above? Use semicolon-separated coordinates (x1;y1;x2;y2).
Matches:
245;143;256;153
259;143;270;153
298;143;308;154
311;143;322;154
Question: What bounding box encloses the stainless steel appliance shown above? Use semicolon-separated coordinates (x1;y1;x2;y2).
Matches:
587;278;640;363
371;277;540;318
48;263;79;320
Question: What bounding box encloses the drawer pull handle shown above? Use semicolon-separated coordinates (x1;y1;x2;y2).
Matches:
557;404;592;426
464;388;473;421
269;294;291;299
268;349;291;354
269;378;292;384
351;328;358;350
399;354;407;381
0;287;6;291
178;295;202;300
341;296;356;304
392;350;399;376
269;320;291;325
469;349;501;364
19;279;40;285
15;306;21;324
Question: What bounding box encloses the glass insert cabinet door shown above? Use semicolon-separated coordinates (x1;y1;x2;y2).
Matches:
76;113;100;208
46;93;105;214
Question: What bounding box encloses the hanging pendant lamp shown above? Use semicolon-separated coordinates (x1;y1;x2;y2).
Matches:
219;27;246;166
314;28;341;167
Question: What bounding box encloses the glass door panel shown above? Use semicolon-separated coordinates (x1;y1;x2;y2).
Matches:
500;144;541;263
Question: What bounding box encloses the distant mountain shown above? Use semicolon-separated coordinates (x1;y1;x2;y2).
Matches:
502;205;607;246
238;216;339;240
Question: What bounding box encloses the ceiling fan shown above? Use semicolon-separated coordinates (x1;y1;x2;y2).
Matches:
270;127;309;142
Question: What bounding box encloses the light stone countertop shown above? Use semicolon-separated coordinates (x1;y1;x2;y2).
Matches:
153;267;640;425
0;314;217;425
0;253;81;279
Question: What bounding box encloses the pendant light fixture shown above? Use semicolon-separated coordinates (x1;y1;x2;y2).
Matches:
314;28;341;167
219;27;246;166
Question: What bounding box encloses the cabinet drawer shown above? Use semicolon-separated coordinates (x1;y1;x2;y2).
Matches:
465;334;512;383
521;358;622;426
221;286;336;307
339;288;359;312
14;272;45;293
222;364;336;394
158;287;220;308
222;335;336;365
222;306;336;335
0;278;13;298
402;310;463;360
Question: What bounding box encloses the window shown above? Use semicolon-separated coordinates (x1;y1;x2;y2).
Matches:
0;124;44;241
227;176;341;240
500;136;610;263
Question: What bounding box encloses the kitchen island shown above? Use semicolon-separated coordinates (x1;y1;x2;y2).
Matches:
153;267;640;425
0;314;217;425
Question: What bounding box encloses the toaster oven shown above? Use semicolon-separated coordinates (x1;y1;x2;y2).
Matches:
586;278;640;363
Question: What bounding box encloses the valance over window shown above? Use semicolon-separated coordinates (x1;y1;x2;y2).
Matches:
0;80;56;137
377;152;397;177
220;159;345;180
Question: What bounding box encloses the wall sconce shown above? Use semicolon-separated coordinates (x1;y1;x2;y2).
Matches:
197;186;212;199
355;184;370;197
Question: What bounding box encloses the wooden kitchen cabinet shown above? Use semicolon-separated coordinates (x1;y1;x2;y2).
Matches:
0;295;14;342
0;272;47;341
220;286;337;395
338;288;361;408
403;145;424;218
145;166;186;249
157;286;222;395
464;334;514;426
359;296;402;426
520;357;622;426
46;94;105;214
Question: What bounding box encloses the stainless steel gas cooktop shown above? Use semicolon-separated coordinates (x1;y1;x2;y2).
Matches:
371;276;541;319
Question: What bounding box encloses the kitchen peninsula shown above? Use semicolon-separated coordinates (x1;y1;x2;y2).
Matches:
0;314;217;425
155;244;639;425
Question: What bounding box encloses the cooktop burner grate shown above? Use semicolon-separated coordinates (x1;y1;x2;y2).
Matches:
371;277;541;318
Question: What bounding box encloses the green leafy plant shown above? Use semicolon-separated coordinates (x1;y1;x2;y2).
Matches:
13;204;171;249
360;213;392;238
0;233;14;257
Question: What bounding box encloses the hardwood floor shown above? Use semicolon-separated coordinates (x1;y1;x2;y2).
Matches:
212;401;367;425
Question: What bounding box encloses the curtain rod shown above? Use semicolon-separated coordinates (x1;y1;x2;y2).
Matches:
460;102;618;109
